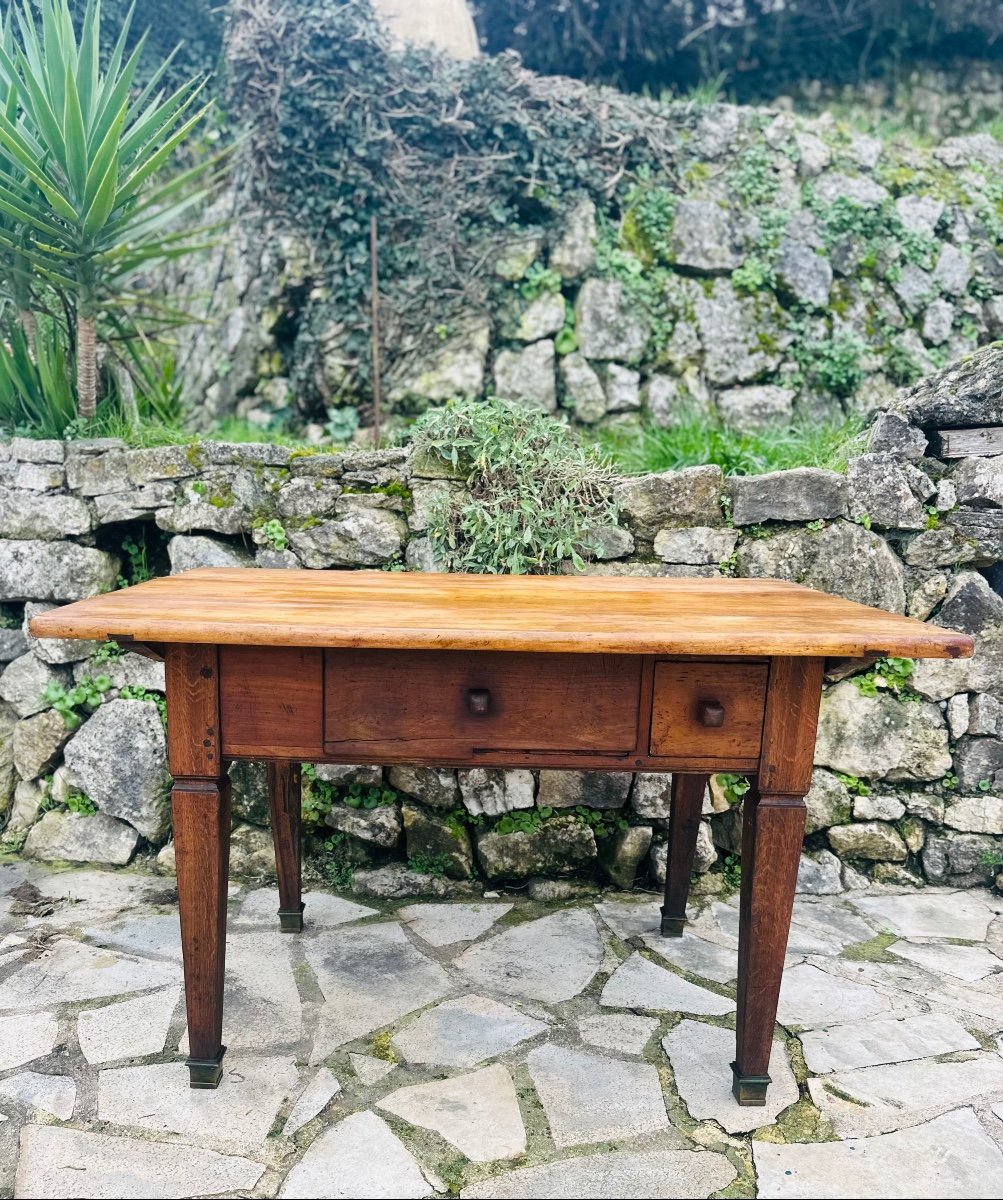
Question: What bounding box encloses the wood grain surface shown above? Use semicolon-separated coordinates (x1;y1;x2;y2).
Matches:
28;568;974;659
219;646;325;758
649;661;768;760
324;648;641;755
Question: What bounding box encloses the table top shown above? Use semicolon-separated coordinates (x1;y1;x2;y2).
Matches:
28;568;974;659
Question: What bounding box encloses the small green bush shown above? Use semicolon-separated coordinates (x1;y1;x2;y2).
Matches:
411;396;619;574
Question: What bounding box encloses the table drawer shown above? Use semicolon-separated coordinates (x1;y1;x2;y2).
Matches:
324;649;643;758
649;660;768;760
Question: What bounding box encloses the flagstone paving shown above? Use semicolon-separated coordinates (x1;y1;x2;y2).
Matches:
1;861;1003;1199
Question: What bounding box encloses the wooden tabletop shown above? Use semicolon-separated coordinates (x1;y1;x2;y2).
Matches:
28;569;974;659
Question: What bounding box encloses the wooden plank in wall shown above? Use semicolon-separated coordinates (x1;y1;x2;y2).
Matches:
928;427;1003;458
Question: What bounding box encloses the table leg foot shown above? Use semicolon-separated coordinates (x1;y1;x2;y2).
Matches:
659;911;686;937
731;1062;770;1106
268;762;303;932
660;773;707;937
278;902;305;932
186;1046;226;1090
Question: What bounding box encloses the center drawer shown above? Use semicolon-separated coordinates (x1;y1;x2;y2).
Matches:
324;649;643;758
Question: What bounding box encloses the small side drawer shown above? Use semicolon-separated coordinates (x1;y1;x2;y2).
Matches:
325;649;642;759
649;660;768;761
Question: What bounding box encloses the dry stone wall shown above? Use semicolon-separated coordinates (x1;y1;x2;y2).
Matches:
181;19;1003;437
4;353;1003;897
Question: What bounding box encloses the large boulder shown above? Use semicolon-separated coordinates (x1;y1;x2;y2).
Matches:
63;700;170;841
616;467;724;540
815;680;951;781
537;770;631;810
12;710;70;780
847;454;929;530
575;279;649;363
494;340;557;411
694;279;787;386
475;817;596;879
669;199;745;273
402;802;473;880
0;654;71;719
459;769;534;817
288;505;406;567
737;521;906;612
828;821;908;862
894;344;1003;427
167;535;253;573
912;627;1003;700
22;810;139;866
388;766;460;809
0;540;119;601
0;488;93;540
729;469;847;525
325;803;402;848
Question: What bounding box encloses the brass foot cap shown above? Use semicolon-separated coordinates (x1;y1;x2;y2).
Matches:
186;1046;226;1090
278;902;305;933
660;911;686;938
731;1061;771;1106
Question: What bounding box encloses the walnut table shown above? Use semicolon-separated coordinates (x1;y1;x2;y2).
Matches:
30;569;972;1100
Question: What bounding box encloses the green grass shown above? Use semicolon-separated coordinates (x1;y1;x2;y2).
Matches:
593;411;866;477
37;411;321;450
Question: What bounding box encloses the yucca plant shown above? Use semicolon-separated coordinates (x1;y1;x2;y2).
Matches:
0;0;222;420
0;13;41;338
0;314;76;436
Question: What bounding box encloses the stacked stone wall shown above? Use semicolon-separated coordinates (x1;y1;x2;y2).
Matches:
4;356;1003;896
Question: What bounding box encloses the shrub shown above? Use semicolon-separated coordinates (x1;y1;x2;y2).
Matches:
411;396;619;574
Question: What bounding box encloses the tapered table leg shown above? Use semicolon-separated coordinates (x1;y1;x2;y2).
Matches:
660;773;708;937
267;761;304;931
165;643;230;1090
732;781;806;1105
173;775;231;1089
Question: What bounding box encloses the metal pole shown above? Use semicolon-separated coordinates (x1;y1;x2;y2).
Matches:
369;214;382;448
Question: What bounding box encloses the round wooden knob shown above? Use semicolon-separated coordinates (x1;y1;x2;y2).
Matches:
698;700;725;727
467;688;491;715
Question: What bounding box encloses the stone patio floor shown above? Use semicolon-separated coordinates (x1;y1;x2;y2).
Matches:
2;861;1003;1198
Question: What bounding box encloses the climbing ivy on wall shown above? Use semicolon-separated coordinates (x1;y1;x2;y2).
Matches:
226;0;684;411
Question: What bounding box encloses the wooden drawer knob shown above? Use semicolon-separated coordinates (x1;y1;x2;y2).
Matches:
698;700;725;727
467;688;492;716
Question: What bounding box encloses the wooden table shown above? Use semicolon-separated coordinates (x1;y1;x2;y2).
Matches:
30;569;972;1100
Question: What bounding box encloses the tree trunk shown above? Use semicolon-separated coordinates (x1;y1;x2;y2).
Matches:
77;314;97;421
